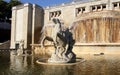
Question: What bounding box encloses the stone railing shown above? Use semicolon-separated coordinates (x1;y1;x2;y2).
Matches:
76;10;120;20
44;0;101;9
31;43;120;47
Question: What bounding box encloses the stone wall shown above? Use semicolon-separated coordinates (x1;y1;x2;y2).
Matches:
32;4;44;45
73;12;120;43
10;3;44;49
11;3;33;49
11;0;120;54
43;11;120;44
34;0;120;55
32;44;120;57
44;0;120;27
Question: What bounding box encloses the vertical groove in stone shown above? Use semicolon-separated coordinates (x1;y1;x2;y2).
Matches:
73;17;120;43
118;19;120;42
109;18;112;43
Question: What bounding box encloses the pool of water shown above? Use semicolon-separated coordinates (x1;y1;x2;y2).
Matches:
0;51;120;75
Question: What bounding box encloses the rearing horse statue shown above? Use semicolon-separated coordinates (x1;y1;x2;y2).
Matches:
41;18;66;48
40;18;76;63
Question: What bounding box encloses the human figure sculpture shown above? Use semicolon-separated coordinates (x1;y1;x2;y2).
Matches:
41;18;62;48
41;18;76;63
17;40;24;56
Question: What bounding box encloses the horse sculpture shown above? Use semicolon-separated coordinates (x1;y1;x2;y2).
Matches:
41;18;76;63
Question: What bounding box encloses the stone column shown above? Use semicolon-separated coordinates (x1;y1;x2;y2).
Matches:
81;8;83;14
101;5;103;10
32;4;44;46
95;6;97;11
93;19;97;43
117;2;119;9
23;3;33;49
10;3;33;49
76;8;78;17
10;7;17;49
85;5;90;13
108;0;113;10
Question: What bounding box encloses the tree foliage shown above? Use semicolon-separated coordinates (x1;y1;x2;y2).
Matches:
0;0;22;23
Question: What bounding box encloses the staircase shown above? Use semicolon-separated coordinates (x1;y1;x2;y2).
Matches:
0;40;10;49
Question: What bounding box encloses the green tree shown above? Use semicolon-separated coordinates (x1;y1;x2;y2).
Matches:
0;0;8;22
8;0;22;7
0;0;22;23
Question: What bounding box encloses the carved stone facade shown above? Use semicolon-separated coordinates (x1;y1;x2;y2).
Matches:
11;0;120;55
44;0;120;25
10;3;44;49
44;0;120;44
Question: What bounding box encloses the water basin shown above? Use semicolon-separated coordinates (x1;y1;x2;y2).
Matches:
0;51;120;75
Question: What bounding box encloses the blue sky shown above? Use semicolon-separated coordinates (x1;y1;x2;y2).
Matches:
5;0;72;7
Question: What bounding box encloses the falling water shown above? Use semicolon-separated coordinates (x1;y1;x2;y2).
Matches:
73;17;120;43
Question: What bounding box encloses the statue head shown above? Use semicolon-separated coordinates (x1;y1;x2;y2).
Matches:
52;18;57;24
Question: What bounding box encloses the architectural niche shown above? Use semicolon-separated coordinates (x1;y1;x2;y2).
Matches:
113;2;120;10
49;10;61;20
76;7;85;16
91;4;106;12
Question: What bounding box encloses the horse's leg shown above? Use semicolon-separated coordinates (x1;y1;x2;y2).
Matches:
46;36;54;41
41;36;54;48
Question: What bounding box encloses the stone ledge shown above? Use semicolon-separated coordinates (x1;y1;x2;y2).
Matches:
44;0;101;9
31;43;120;47
76;10;120;21
75;43;120;46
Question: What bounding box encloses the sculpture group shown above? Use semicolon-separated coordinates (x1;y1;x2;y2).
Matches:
41;18;76;63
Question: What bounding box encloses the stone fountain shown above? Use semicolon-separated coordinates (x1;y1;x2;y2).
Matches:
40;18;76;63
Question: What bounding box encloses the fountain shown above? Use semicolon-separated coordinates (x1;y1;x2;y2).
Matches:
36;18;79;64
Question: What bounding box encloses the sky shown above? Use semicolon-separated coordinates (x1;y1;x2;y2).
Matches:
4;0;73;7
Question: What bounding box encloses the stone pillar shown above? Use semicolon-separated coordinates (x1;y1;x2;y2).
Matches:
108;0;113;10
90;6;93;12
81;8;83;14
85;5;90;12
117;3;119;9
10;7;17;49
101;5;103;10
32;4;44;46
10;3;44;49
93;19;97;43
95;6;97;11
10;3;33;49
